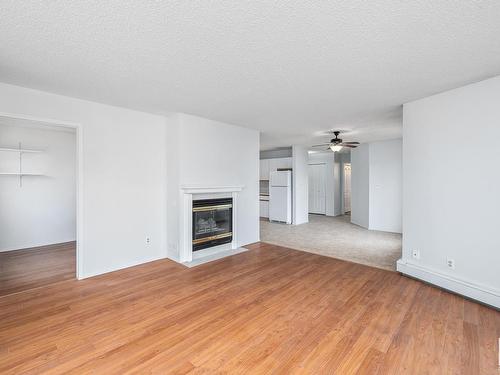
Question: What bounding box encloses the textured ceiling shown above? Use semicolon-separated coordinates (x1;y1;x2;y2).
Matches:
1;1;500;149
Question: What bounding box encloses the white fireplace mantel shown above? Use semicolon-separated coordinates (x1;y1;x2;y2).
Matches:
180;185;244;194
179;185;244;263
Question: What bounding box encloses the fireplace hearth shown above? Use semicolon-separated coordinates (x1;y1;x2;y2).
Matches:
192;198;233;251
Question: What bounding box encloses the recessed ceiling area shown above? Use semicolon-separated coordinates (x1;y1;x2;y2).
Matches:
1;1;500;149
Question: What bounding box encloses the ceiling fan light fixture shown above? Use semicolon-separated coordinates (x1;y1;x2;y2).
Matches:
330;144;343;152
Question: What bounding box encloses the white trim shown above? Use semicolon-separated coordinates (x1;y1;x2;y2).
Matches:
181;185;244;194
397;259;500;309
179;191;193;262
0;172;44;176
179;188;241;263
81;254;164;279
182;247;248;268
0;147;43;153
0;111;84;280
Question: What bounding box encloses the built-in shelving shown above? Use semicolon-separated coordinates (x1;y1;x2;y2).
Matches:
0;143;45;186
0;147;43;153
0;172;44;176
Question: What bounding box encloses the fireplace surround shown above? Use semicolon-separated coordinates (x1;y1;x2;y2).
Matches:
179;185;243;263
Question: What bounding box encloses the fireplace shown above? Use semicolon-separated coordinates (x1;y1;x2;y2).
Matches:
192;198;233;251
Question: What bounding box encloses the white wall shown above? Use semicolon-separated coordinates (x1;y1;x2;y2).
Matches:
165;113;181;261
0;83;167;278
0;124;76;251
369;139;402;233
350;141;402;233
166;113;260;260
399;76;500;308
292;145;309;225
350;144;369;228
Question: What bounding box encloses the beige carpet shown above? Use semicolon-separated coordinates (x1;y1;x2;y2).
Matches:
260;214;402;271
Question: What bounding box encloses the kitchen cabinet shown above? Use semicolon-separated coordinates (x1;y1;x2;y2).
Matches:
259;159;270;180
260;157;292;180
268;157;292;173
259;200;269;218
281;157;292;169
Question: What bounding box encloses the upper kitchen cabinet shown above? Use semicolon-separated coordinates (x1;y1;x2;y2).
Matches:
281;157;292;169
260;157;292;180
269;157;292;172
259;159;270;180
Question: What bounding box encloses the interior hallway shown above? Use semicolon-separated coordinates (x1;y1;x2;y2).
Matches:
0;242;75;297
261;214;401;271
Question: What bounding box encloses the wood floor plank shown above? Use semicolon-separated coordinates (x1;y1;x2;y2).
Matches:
0;242;75;296
0;242;499;374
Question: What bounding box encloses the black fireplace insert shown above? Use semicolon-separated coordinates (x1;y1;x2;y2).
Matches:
192;198;233;251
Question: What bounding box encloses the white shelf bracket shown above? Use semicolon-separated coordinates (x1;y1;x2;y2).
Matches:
19;142;22;187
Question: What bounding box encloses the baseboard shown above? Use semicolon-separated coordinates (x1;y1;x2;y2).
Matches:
166;253;180;263
397;259;500;309
182;247;248;268
79;254;167;280
0;240;77;253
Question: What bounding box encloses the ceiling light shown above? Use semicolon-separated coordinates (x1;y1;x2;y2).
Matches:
329;144;343;152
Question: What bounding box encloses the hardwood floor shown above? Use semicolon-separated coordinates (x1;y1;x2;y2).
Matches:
0;242;75;297
0;242;498;374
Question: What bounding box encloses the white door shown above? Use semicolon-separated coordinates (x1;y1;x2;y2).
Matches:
308;164;326;214
344;163;351;213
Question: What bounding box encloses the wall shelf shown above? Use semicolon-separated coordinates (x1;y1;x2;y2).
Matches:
0;143;45;186
0;147;43;153
0;172;44;176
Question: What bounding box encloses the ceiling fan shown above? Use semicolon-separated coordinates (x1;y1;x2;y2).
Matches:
312;131;360;152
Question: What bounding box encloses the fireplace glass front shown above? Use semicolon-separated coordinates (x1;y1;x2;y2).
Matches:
192;198;233;251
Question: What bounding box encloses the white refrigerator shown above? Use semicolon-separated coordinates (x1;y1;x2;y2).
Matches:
269;170;292;224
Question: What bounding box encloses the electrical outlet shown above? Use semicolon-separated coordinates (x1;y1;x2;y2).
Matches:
146;237;151;245
412;249;420;259
446;258;455;269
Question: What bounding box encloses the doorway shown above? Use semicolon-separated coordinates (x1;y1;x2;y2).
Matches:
343;163;351;214
0;114;80;296
308;163;326;214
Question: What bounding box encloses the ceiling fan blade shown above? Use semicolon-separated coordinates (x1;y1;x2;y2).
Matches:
312;143;331;147
342;144;358;148
342;141;360;144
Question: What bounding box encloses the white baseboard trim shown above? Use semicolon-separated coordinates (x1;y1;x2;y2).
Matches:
79;254;166;280
397;259;500;309
182;247;248;268
0;239;77;253
166;253;180;263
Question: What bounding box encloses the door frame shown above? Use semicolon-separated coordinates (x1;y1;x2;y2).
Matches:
0;111;84;279
308;162;327;215
343;162;352;214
